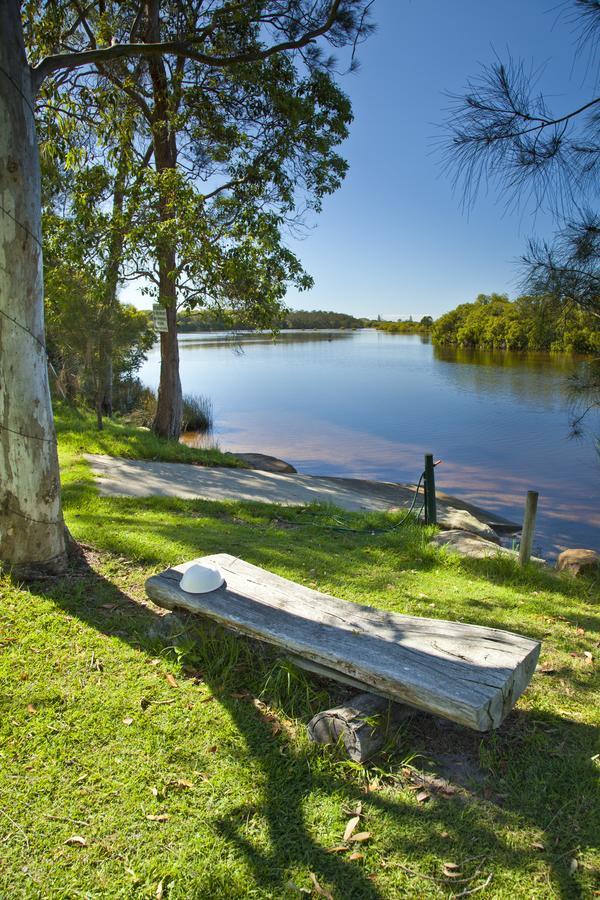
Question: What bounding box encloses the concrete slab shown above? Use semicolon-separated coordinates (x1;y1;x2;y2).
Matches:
84;454;520;532
85;454;416;511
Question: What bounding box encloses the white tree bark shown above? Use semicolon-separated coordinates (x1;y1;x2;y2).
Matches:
0;0;67;576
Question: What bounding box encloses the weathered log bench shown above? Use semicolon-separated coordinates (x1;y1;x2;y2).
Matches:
145;553;540;732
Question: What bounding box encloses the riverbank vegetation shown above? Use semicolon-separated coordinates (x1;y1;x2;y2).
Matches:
432;294;600;354
128;389;214;435
1;421;598;897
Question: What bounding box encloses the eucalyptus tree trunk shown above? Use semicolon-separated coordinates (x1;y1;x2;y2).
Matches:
146;0;183;440
0;1;67;576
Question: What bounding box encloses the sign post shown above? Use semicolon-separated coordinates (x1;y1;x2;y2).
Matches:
152;303;168;333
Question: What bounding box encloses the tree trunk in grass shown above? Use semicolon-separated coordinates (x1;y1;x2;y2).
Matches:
0;1;68;576
146;0;183;441
153;294;182;439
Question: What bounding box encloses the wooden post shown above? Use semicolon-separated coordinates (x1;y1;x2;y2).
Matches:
519;491;539;566
424;453;437;525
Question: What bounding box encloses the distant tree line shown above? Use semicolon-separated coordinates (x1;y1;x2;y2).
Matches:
432;294;599;354
377;316;433;334
177;308;372;331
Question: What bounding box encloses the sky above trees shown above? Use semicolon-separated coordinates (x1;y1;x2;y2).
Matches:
125;0;596;320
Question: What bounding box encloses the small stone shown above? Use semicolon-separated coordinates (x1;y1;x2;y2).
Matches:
431;530;545;564
437;507;500;543
228;452;297;473
556;549;599;578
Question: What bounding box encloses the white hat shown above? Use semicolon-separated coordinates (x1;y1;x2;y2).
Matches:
180;563;224;594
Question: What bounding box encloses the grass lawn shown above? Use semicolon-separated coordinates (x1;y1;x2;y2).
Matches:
54;404;245;468
0;418;598;898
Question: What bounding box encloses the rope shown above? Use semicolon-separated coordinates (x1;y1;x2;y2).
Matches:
0;201;43;251
4;504;61;526
279;470;427;536
0;63;36;119
0;307;47;354
0;421;57;444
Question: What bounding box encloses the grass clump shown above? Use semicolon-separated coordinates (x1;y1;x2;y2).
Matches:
182;392;213;433
129;388;214;435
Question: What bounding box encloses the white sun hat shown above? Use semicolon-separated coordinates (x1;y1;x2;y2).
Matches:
180;562;224;594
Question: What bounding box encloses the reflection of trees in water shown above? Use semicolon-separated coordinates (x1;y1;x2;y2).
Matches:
432;345;586;410
179;330;355;352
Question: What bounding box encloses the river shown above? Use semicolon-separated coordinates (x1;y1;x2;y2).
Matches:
139;329;600;557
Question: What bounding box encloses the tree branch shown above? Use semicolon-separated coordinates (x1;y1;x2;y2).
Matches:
31;0;343;92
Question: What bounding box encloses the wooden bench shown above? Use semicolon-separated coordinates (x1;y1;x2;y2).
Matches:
145;553;540;731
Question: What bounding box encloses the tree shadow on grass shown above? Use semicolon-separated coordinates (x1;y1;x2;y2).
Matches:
24;549;599;899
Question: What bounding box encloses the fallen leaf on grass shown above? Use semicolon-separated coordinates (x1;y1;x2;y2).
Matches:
443;862;462;878
141;697;176;710
349;852;364;861
156;880;164;900
207;745;217;753
27;704;36;715
532;842;545;851
350;832;371;843
327;846;348;854
343;815;360;842
151;787;159;798
64;835;87;847
165;673;178;688
569;858;578;875
309;872;333;899
146;814;169;822
416;791;430;803
166;779;193;791
570;652;593;663
101;603;118;610
122;717;134;726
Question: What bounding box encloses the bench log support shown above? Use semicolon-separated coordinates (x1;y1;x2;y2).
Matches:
307;692;413;762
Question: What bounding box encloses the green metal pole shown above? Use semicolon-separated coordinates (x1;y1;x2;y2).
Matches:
424;453;437;525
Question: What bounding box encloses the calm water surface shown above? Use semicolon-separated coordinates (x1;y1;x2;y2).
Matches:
139;330;600;556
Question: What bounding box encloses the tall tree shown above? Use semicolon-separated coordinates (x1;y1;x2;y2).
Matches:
0;0;372;575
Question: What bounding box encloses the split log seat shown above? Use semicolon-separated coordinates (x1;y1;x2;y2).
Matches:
145;553;541;731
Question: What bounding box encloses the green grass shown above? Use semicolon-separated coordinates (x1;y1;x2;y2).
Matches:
0;423;598;898
54;403;244;468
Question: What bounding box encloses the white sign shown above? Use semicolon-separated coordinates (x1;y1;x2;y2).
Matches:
152;303;168;333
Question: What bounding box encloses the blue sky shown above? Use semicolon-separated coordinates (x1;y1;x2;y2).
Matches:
282;0;595;319
126;1;595;320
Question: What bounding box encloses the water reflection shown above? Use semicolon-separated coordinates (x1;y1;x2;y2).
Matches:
139;330;599;555
179;329;355;350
